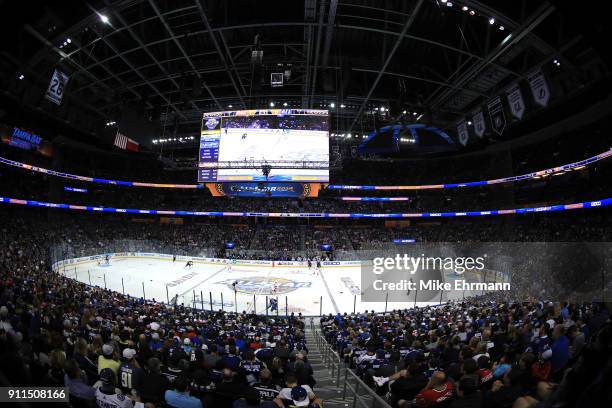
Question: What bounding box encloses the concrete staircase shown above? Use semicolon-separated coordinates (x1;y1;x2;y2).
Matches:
305;318;349;408
305;318;390;408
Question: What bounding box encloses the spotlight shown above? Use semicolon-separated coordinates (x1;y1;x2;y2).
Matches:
99;14;110;24
446;2;453;7
330;102;335;108
228;104;233;108
18;74;24;80
269;102;275;107
283;102;288;107
499;25;505;31
462;6;468;11
467;121;472;125
489;17;495;25
402;110;407;114
413;112;417;116
469;10;475;15
440;0;447;3
66;38;72;43
340;104;346;108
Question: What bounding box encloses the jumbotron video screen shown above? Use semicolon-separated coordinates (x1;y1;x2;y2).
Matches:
197;108;329;182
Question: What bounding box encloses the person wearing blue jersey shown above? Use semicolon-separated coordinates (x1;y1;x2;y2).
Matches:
118;348;143;395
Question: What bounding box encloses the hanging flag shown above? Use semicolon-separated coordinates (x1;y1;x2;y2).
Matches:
114;131;140;152
506;85;525;119
457;120;469;146
45;69;70;105
473;111;485;138
487;96;506;135
527;69;550;107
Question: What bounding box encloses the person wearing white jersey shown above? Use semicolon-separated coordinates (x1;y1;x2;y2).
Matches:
96;368;133;408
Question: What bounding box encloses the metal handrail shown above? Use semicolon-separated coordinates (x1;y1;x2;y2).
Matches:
313;326;392;408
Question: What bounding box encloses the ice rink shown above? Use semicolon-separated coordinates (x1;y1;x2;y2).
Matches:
218;128;329;163
57;255;454;315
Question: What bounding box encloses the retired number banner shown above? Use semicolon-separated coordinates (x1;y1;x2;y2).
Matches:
45;69;70;106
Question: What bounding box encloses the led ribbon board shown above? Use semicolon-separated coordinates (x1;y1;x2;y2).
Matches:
0;196;609;218
1;148;609;190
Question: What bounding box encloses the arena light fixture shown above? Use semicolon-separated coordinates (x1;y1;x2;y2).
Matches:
402;110;407;114
469;10;476;16
66;38;72;43
269;102;275;107
489;17;495;25
462;6;468;11
283;102;288;107
18;74;24;80
499;25;505;31
467;121;472;125
446;2;453;7
99;13;110;24
340;104;346;108
228;104;233;108
330;102;335;108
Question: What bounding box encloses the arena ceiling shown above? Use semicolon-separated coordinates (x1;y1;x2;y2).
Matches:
0;0;609;148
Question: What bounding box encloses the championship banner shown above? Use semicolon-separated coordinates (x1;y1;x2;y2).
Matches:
527;69;550;107
506;85;525;119
456;120;469;146
206;182;323;198
473;111;486;138
45;69;70;105
487;96;506;135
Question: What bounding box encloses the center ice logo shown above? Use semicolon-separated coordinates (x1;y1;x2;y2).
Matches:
216;277;311;295
204;118;219;130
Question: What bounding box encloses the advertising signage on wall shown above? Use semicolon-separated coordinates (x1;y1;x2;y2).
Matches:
0;124;53;157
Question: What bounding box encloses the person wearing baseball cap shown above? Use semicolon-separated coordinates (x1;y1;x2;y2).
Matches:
95;368;132;408
98;343;120;379
290;386;310;407
275;374;322;408
119;348;143;395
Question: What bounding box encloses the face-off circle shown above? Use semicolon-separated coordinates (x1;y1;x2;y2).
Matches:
216;276;312;295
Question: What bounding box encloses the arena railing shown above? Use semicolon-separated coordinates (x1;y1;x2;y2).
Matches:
311;322;393;408
1;195;611;218
0;148;610;190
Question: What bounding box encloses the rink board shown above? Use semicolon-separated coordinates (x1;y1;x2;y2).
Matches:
53;253;465;315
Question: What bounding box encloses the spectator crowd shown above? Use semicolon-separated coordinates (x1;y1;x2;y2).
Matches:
321;300;611;408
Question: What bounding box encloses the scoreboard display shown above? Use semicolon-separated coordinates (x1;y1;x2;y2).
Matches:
198;109;329;183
